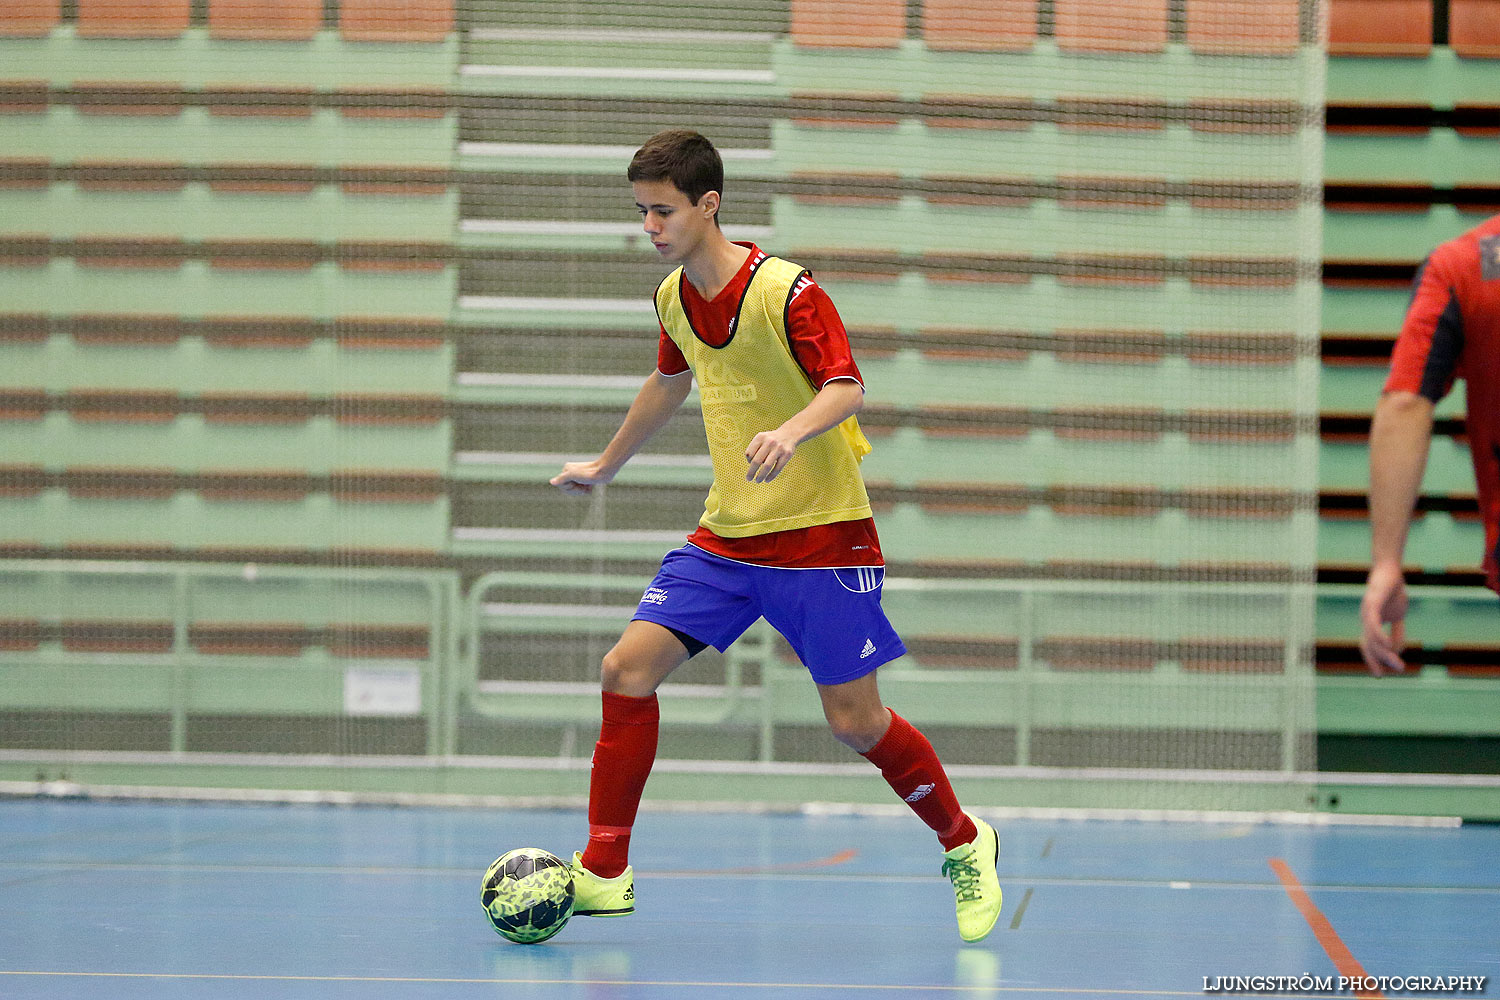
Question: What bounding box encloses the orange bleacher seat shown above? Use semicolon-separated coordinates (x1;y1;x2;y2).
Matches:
1185;0;1302;55
0;1;60;36
790;0;906;48
209;0;322;40
923;0;1037;52
77;0;191;38
1054;0;1169;53
1327;0;1432;56
1450;0;1500;58
339;0;453;42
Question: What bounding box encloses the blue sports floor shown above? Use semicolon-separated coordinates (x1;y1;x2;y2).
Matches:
1;799;1496;999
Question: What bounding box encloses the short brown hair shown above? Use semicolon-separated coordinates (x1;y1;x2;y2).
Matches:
628;129;724;219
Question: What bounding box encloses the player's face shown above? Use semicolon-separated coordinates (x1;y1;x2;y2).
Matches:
633;179;718;263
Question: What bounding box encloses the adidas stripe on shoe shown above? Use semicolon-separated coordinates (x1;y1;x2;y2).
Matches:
569;852;635;917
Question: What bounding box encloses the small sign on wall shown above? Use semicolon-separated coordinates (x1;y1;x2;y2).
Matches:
343;666;422;716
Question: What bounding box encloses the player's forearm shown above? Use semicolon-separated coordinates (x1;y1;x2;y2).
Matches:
595;371;692;476
1367;391;1435;569
775;379;864;446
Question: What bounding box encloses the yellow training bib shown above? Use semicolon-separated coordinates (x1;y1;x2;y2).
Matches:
655;255;873;538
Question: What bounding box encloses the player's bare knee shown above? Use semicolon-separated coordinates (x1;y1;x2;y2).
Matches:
599;647;653;697
826;708;886;753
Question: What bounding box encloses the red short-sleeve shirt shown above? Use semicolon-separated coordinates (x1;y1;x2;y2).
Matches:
1384;214;1500;591
657;244;883;568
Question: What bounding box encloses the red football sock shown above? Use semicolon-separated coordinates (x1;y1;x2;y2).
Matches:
862;709;978;852
580;691;659;878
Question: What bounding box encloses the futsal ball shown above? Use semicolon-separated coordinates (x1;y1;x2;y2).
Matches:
480;848;575;944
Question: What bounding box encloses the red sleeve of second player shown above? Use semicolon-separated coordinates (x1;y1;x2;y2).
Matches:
1385;249;1463;402
656;323;691;377
784;276;863;388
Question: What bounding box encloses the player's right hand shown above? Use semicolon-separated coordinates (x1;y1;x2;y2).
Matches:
550;461;612;496
1359;562;1409;676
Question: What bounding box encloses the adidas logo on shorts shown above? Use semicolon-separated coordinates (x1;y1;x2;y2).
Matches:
859;638;877;659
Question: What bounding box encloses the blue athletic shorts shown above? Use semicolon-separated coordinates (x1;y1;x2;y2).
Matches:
631;544;907;686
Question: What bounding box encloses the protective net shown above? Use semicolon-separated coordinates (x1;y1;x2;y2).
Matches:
0;0;1324;812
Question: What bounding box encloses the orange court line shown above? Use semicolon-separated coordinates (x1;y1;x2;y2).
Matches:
1268;858;1385;1000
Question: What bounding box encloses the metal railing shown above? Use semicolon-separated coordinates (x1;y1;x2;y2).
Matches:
0;560;461;755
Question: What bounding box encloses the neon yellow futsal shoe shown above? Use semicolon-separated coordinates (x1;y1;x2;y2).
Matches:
569;852;635;917
942;815;1002;942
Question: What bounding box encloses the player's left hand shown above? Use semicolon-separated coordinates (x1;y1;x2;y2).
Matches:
745;429;797;483
1359;562;1410;676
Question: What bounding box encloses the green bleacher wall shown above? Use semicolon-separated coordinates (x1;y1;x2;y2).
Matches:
1;0;1497;818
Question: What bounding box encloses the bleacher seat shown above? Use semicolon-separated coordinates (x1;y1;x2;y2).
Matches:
902;635;1020;669
67;162;183;193
76;0;191;38
208;0;322;41
203;87;316;119
1054;0;1169;53
69;390;177;423
60;620;175;653
1450;0;1500;58
0;0;59;35
190;622;430;658
0;83;47;114
923;0;1037;52
1318;643;1500;676
787;93;905;130
790;0;905;48
70;84;185;118
1327;0;1432;56
336;88;449;120
1185;0;1302;56
0;619;43;651
73;237;182;269
0;314;47;341
339;0;454;42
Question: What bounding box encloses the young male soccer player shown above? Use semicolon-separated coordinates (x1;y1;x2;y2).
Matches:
550;129;1003;942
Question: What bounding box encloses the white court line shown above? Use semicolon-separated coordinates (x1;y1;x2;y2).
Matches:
460;142;773;161
0;774;1466;829
461;64;776;83
6;860;1496;896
